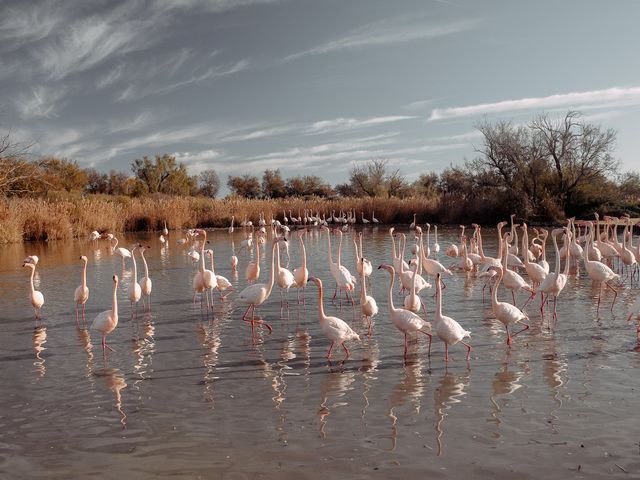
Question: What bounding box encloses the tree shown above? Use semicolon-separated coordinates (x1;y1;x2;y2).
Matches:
262;169;286;198
40;157;88;192
619;171;640;200
198;169;220;198
108;170;130;195
84;168;109;194
227;174;261;198
412;172;439;198
285;175;334;197
531;111;618;212
131;154;194;195
0;131;43;197
337;159;409;198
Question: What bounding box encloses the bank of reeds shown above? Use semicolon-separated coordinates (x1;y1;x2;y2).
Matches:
0;195;442;244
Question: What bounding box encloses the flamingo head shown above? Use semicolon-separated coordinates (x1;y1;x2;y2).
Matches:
22;262;35;270
79;255;88;262
113;274;119;285
377;264;394;275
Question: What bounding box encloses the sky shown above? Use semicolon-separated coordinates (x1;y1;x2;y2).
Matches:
1;0;639;194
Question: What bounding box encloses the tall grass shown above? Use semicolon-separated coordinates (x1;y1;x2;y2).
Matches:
0;195;441;244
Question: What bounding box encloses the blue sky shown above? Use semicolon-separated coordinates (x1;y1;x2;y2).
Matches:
1;0;639;192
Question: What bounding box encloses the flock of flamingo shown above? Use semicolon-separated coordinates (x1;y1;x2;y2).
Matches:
21;212;640;363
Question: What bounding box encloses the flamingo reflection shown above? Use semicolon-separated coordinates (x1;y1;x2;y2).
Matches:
317;369;356;438
33;325;47;378
385;359;425;451
488;358;526;439
434;369;470;456
95;367;128;428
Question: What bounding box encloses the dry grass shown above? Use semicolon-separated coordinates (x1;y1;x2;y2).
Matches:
0;195;441;244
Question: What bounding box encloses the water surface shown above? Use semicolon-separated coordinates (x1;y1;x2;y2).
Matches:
1;227;639;478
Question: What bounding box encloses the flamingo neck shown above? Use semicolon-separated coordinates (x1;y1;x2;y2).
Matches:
112;237;118;251
112;281;118;319
141;251;149;278
200;233;207;273
336;232;343;266
317;282;326;320
265;241;278;299
552;234;561;275
300;236;307;268
131;249;138;278
478;230;486;258
562;235;571;275
522;227;529;265
390;230;398;260
496;225;504;259
81;261;87;289
325;230;335;267
208;253;215;276
491;270;501;306
29;266;35;293
435;279;443;319
386;270;396;312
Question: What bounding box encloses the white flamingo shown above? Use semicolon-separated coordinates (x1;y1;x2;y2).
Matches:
74;255;90;325
139;245;152;311
307;277;360;360
487;265;529;346
23;261;44;319
378;264;432;358
433;273;471;362
92;274;119;355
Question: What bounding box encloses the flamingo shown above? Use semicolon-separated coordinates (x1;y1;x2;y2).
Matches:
307;277;360;360
139;245;152;311
206;249;234;300
323;227;355;303
433;225;440;253
245;238;260;283
420;227;453;280
398;234;431;294
389;227;410;277
500;233;535;306
372;211;379;224
237;237;288;332
409;213;417;229
293;231;309;301
89;230;101;243
378;264;432;358
110;236;132;269
359;257;378;336
128;245;142;317
583;221;619;313
23;261;44;319
404;235;425;316
229;216;235;234
196;230;216;307
275;240;296;307
23;255;39;265
536;228;570;321
92;274;119;355
163;221;169;236
522;223;547;286
74;255;90;325
433;273;471;362
487;266;529;346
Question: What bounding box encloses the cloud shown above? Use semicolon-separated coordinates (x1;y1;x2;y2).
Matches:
305;115;416;134
14;85;67;120
285;17;479;61
151;59;250;96
0;3;65;47
429;86;640;121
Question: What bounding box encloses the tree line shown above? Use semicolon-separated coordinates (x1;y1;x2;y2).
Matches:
1;111;639;222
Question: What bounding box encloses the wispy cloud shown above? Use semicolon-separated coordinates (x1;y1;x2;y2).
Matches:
14;85;67;120
285;17;479;61
305;115;416;135
429;86;640;121
151;59;250;96
0;3;65;48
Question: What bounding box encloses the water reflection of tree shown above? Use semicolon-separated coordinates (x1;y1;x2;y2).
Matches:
384;359;425;452
317;369;356;438
95;367;128;428
33;325;47;378
434;369;470;456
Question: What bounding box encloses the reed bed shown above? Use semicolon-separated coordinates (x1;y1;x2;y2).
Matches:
0;195;441;244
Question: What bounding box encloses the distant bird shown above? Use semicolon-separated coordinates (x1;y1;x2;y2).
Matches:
359;258;378;336
128;245;142;316
23;261;44;319
89;231;101;243
74;255;90;325
372;211;379;224
308;277;360;360
92;275;119;355
163;221;169;236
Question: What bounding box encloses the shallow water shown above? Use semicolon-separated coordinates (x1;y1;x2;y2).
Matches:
1;227;639;479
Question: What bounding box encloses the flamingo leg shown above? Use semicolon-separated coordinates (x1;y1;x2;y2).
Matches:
506;325;512;346
75;304;80;327
403;333;408;358
511;290;516;305
327;341;335;359
341;342;350;360
462;341;472;360
82;303;86;324
604;281;618;310
445;343;449;362
512;323;530;339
